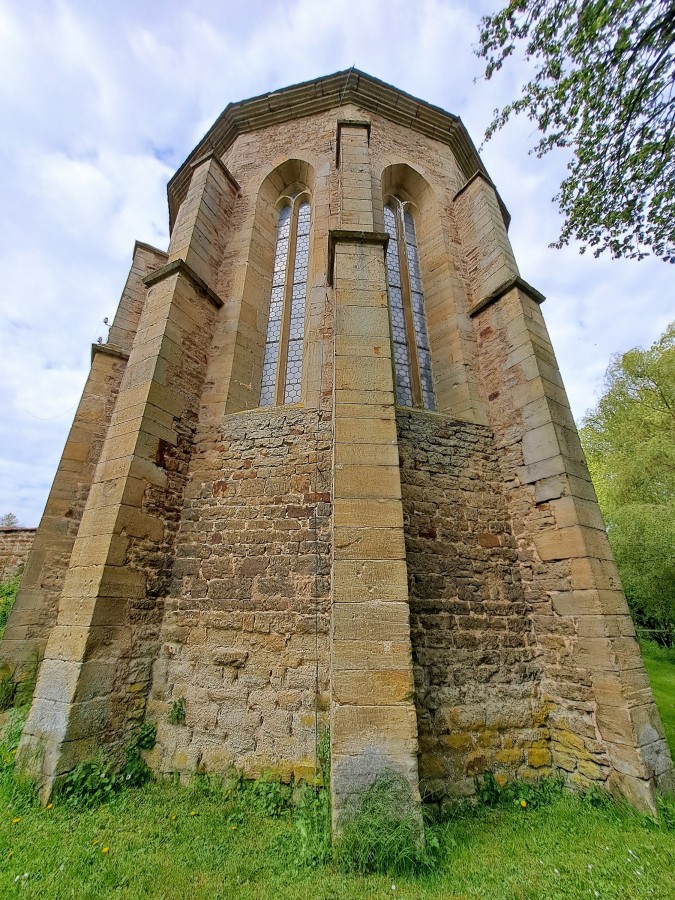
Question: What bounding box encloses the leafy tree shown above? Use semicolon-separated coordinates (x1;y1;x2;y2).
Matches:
0;513;18;527
476;1;675;261
580;323;675;645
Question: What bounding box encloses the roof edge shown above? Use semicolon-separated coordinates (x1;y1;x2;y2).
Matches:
167;69;509;230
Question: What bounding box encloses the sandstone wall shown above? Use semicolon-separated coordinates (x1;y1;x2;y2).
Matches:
148;407;332;781
397;409;551;801
0;529;36;580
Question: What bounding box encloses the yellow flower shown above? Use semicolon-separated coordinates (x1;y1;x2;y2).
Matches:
520;800;527;808
190;810;196;816
171;815;177;821
102;847;109;854
11;817;21;824
46;803;53;810
230;825;237;830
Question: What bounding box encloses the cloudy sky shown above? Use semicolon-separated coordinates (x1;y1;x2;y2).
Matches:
0;0;672;527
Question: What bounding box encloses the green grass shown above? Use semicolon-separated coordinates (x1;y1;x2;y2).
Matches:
0;721;674;898
0;590;673;897
0;575;19;641
641;641;675;756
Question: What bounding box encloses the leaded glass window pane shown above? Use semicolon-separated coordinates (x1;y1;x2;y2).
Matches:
260;205;292;407
284;201;310;404
384;204;413;407
403;210;435;411
384;203;436;411
260;198;310;408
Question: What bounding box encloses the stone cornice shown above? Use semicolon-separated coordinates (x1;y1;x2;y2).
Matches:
133;240;168;259
167;69;502;230
91;343;130;363
143;259;224;309
469;276;546;318
327;229;389;286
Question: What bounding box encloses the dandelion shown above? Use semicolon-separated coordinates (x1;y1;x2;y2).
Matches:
190;810;196;816
11;817;21;824
46;803;53;810
520;799;527;808
102;847;109;854
230;825;237;831
171;815;177;821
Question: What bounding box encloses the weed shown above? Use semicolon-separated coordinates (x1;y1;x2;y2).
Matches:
0;665;16;711
473;772;564;811
245;772;293;817
294;782;331;867
168;697;186;725
334;772;431;875
0;574;20;639
136;722;158;750
56;723;157;806
474;771;501;807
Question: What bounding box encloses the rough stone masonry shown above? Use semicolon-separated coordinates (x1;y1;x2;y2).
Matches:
1;70;671;821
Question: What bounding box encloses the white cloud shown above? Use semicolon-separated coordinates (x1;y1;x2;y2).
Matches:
0;0;672;525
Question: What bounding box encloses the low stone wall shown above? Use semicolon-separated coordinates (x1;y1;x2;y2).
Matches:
0;528;36;580
147;407;332;782
397;409;550;802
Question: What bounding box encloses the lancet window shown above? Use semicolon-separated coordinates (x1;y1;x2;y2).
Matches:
260;193;311;406
383;199;435;410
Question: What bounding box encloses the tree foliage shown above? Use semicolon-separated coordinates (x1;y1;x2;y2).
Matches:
476;1;675;261
580;323;675;644
0;513;18;527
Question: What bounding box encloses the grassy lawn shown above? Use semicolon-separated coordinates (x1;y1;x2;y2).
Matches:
0;586;673;898
641;642;675;756
0;715;674;899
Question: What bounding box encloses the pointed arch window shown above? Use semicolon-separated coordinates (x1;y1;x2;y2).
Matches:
383;199;435;410
260;193;311;406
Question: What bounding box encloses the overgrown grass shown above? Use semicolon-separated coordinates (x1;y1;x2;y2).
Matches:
334;772;431;875
0;599;672;895
0;710;674;898
0;575;19;641
641;639;675;755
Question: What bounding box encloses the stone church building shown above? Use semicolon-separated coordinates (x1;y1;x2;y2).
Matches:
2;70;671;819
